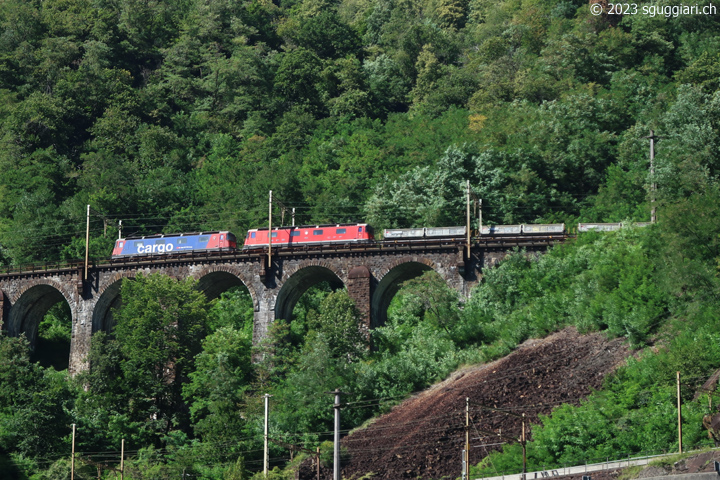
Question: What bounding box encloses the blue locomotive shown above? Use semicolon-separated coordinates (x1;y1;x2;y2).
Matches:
111;231;237;258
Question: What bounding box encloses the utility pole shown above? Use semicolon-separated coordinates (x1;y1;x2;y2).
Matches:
521;413;527;480
472;402;529;479
120;438;124;480
470;192;482;235
268;190;272;272
328;389;345;480
465;397;470;480
84;205;90;280
645;130;660;223
649;130;656;224
118;220;122;240
264;394;272;478
478;199;482;235
677;371;683;453
71;424;76;480
292;207;296;227
466;180;471;258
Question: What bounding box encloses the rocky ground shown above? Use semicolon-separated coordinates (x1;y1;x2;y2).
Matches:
298;327;634;479
551;449;720;480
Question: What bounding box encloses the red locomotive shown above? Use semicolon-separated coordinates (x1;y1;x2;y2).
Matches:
243;224;374;249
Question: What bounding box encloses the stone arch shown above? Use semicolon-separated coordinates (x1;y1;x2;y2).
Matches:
371;258;440;329
193;265;259;307
274;262;346;322
92;274;133;335
6;280;75;349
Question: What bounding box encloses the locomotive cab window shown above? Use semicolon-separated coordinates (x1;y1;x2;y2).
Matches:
336;228;346;234
313;229;323;235
250;232;256;239
358;226;363;232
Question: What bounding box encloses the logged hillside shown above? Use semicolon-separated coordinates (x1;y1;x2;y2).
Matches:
312;328;632;480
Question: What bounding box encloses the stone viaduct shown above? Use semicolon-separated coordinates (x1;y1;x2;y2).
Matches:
0;237;562;374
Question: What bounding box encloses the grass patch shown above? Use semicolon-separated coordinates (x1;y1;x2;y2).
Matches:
617;465;644;480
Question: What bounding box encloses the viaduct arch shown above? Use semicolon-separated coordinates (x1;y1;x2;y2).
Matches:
275;263;346;322
371;259;436;329
6;281;74;349
0;239;555;374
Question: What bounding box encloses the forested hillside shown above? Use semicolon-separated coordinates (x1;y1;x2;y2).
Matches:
2;0;720;478
1;0;717;263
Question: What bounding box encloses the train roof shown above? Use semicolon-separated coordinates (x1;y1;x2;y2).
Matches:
249;223;371;231
120;231;234;240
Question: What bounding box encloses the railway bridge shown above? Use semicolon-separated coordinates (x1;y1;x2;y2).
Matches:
0;236;564;374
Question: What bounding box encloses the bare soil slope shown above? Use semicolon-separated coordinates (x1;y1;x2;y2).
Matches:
301;327;632;480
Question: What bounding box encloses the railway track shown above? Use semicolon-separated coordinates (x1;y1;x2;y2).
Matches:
0;235;569;278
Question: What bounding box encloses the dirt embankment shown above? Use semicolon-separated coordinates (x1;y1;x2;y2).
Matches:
299;327;632;480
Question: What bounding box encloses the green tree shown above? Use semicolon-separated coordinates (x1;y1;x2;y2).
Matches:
295;10;361;59
274;48;325;112
184;326;254;446
75;273;209;449
307;289;366;361
390;270;461;337
0;336;73;458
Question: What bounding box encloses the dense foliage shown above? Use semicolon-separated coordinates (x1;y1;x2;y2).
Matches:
2;208;719;478
0;0;717;263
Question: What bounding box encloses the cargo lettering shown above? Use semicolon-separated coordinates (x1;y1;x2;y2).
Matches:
136;243;175;254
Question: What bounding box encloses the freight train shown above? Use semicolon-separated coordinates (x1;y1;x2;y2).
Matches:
110;222;571;259
110;221;654;259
